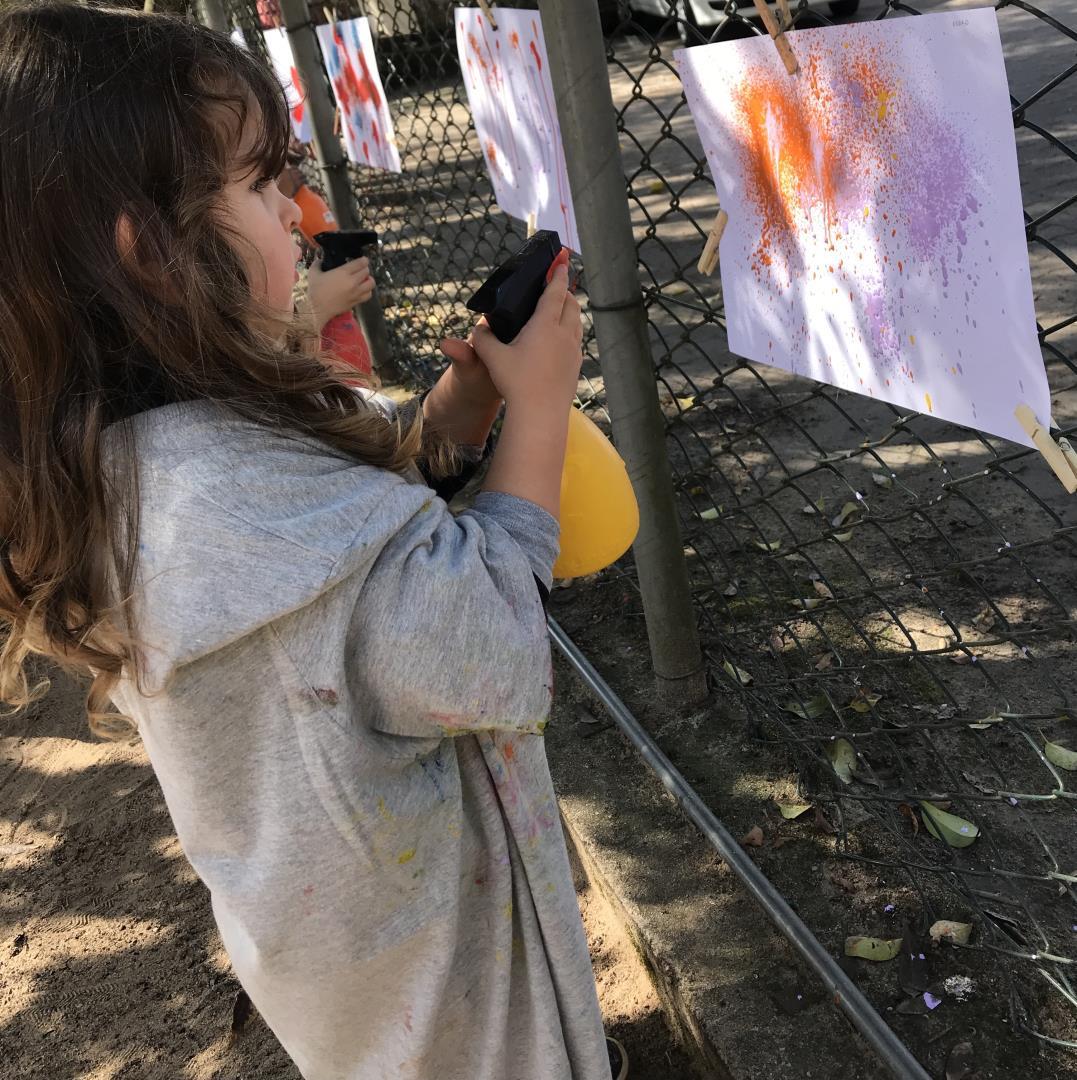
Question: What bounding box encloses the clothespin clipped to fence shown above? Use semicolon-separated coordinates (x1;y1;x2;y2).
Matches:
526;211;538;238
477;0;498;30
697;206;728;277
1014;405;1077;494
143;0;155;11
774;0;794;31
752;0;798;75
323;5;336;25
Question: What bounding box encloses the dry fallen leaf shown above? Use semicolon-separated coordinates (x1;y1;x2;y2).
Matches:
741;826;765;847
898;803;920;836
844;936;902;962
930;920;973;946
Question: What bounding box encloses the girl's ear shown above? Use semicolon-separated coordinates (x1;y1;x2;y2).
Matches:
114;212;178;303
115;212;139;265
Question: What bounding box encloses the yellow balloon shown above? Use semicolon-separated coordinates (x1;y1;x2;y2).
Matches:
552;408;640;579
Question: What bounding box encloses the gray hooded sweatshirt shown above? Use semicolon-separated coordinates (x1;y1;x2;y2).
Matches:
105;399;609;1079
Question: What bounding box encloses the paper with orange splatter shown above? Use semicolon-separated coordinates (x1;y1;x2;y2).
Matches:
455;8;580;252
316;19;402;173
678;10;1048;447
262;28;312;145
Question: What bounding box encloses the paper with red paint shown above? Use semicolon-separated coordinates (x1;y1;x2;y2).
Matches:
455;7;580;253
678;10;1047;447
316;19;402;173
262;28;312;144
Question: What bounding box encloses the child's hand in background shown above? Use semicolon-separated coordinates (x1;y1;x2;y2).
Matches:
308;257;375;333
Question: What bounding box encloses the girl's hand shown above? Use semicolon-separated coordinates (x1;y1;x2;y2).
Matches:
422;337;503;447
470;264;583;415
308;256;375;333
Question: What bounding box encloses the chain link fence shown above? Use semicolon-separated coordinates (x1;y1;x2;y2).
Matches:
205;0;1075;1069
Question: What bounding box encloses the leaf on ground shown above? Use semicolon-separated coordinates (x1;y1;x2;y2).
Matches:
699;507;720;521
802;504;819;516
675;396;696;410
769;632;786;655
872;473;894;489
920;802;979;848
784;694;829;720
814;653;835;671
968;714;1003;731
741;825;765;847
833;530;855;543
848;689;882;714
648;178;664;194
1045;740;1077;771
813;580;835;600
754;539;782;552
945;1041;976;1080
844;936;902;962
930;920;973;946
722;582;739;597
792;597;822;612
777;802;812;820
812;806;837;835
722;660;753;687
832;501;862;528
898;803;920;835
972;606;997;631
689;485;706;496
827;738;857;784
949;652;975;665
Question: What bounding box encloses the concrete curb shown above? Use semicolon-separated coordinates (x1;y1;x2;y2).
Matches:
547;660;880;1080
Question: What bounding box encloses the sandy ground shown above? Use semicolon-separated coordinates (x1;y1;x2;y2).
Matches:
0;666;700;1079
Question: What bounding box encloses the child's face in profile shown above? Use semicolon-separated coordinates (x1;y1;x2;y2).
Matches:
216;116;302;321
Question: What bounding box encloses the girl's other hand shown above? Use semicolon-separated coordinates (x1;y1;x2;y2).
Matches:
308;256;375;333
470;265;582;415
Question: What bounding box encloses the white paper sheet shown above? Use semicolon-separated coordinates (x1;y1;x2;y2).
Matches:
678;10;1048;447
455;7;581;253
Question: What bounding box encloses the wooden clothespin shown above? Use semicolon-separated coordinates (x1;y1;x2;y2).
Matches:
1014;405;1077;494
752;0;798;75
526;211;538;238
697;207;728;277
774;0;793;31
477;0;498;31
322;5;336;25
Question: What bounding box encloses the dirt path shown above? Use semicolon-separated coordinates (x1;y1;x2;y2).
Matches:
0;669;698;1079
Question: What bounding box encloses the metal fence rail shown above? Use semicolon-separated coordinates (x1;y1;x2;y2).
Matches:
201;0;1075;1069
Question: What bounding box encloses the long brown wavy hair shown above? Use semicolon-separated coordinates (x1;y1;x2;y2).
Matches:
0;2;456;738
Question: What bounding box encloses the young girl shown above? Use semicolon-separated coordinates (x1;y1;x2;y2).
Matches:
0;5;623;1078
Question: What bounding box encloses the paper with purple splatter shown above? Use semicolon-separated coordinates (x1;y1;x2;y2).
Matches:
677;10;1048;447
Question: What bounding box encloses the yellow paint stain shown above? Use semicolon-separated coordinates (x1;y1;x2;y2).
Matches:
924;393;934;413
546;882;557;893
951;366;957;375
397;848;416;865
502;901;514;920
377;797;393;821
863;206;870;220
875;88;893;121
909;335;916;345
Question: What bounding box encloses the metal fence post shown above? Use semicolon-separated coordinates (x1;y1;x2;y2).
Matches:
538;0;707;708
193;0;229;33
276;0;401;383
